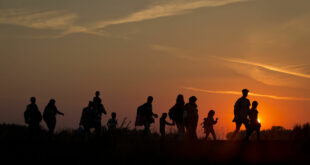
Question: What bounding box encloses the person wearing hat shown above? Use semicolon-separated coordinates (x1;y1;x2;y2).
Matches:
231;89;250;140
184;96;199;140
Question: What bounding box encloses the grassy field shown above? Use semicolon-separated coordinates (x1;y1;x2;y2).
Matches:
0;124;309;164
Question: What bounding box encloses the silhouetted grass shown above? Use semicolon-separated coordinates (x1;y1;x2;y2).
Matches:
0;123;310;164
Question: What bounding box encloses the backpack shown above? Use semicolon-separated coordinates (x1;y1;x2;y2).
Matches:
135;105;145;126
168;106;175;121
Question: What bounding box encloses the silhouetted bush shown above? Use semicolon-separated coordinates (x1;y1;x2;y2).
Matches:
226;123;310;141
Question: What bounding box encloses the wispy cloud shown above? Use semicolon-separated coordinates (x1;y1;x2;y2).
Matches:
92;0;248;30
0;9;78;30
0;0;249;37
183;87;310;101
219;57;310;79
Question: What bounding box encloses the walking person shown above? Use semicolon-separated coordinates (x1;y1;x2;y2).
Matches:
169;94;186;135
202;110;218;140
231;89;251;140
24;97;42;136
135;96;158;135
246;101;261;141
92;91;107;136
160;113;174;137
184;96;199;141
43;99;64;135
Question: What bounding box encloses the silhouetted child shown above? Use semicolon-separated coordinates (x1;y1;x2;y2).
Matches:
160;113;174;136
246;101;261;140
202;110;218;140
107;112;118;130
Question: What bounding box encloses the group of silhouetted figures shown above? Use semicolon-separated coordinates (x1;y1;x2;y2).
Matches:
24;89;261;140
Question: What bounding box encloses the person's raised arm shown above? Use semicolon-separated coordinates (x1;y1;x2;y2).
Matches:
55;107;64;116
214;118;218;124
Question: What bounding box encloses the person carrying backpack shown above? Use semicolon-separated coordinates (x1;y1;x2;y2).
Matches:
168;94;185;135
135;96;158;135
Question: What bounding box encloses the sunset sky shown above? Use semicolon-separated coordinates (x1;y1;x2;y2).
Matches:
1;0;310;138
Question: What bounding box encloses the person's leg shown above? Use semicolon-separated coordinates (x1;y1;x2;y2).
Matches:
50;122;56;135
47;120;56;135
94;122;101;136
231;121;242;140
176;122;182;134
245;125;252;141
257;124;261;141
205;130;210;140
160;130;165;137
144;122;150;135
211;129;217;141
193;123;198;140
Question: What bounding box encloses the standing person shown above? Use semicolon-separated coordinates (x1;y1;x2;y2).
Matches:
246;101;261;141
169;94;185;135
160;113;174;137
24;97;42;135
79;101;94;135
184;96;199;140
107;112;118;130
202;110;218;140
92;91;107;136
43;99;64;135
231;89;251;140
136;96;158;135
93;91;102;106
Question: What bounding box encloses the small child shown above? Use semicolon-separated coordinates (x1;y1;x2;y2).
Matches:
107;112;118;130
246;101;261;140
202;110;218;140
160;113;174;136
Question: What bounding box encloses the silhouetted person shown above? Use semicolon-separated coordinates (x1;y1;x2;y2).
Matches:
231;89;250;140
246;101;261;141
136;96;158;135
202;110;218;140
79;101;94;135
160;113;174;137
184;96;199;140
107;112;118;130
93;91;102;106
169;94;185;135
43;99;64;136
24;97;42;135
92;91;107;136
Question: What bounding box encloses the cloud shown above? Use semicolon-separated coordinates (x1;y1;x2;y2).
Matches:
92;0;248;30
0;0;249;37
219;57;310;79
0;9;78;30
183;87;310;101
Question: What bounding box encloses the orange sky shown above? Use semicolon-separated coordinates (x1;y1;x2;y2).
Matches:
1;0;310;138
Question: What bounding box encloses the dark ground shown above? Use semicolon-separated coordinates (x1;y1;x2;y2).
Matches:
1;124;310;164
